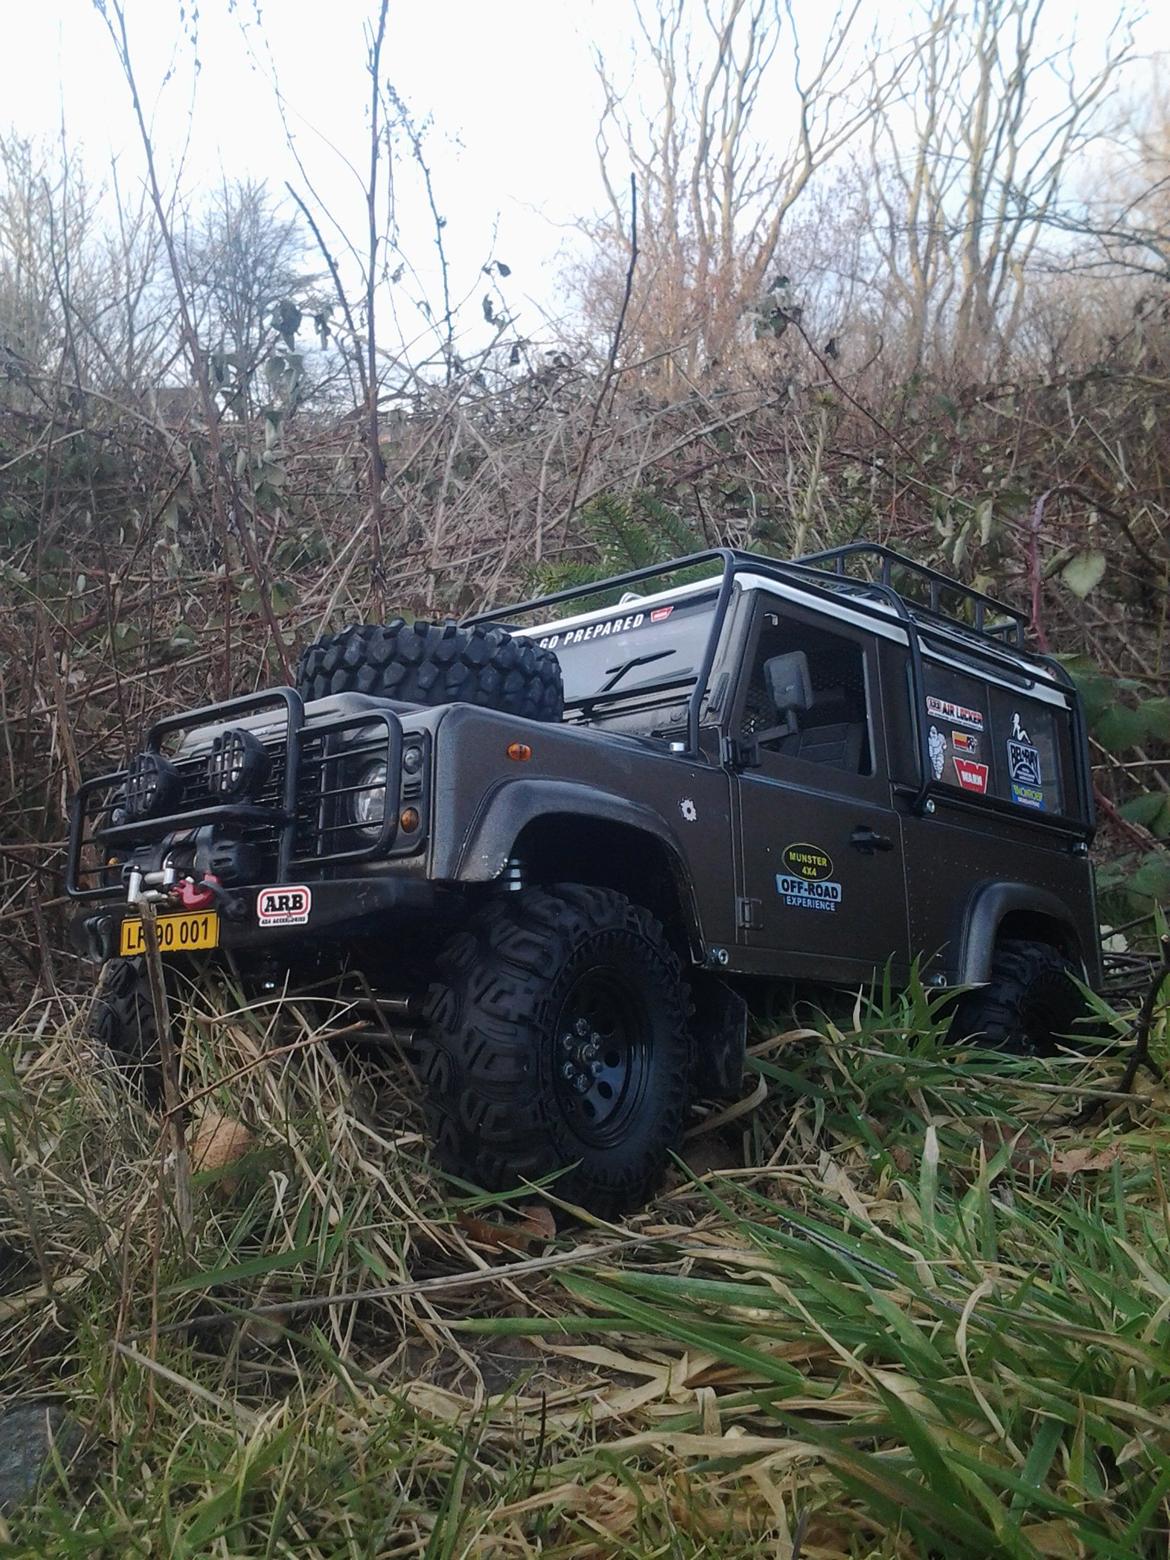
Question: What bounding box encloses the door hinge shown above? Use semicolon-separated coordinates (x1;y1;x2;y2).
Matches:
722;734;761;771
736;896;762;930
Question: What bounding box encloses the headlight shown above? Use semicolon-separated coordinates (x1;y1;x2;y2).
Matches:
208;727;269;800
351;758;388;835
124;752;180;820
104;788;129;829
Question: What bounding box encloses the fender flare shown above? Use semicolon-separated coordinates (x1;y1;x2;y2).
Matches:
958;881;1084;985
453;778;705;952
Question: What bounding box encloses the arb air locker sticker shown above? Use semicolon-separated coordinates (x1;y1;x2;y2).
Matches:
925;695;984;731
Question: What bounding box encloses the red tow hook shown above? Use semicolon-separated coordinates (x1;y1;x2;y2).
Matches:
174;874;221;910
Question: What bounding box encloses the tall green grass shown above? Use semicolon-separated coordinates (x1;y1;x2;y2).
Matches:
0;968;1166;1556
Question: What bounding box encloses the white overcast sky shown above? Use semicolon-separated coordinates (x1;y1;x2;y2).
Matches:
4;1;1165;353
7;1;635;344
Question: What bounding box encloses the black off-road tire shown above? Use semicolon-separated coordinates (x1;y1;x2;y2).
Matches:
421;885;692;1216
296;619;564;721
89;956;163;1098
950;938;1091;1056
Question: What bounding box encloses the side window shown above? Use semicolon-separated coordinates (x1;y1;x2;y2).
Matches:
988;687;1066;815
922;660;1067;813
922;663;992;795
739;603;873;775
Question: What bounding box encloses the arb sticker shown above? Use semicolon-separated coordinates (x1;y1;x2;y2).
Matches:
926;695;984;731
953;758;989;794
256;885;312;927
650;605;674;622
781;843;834;880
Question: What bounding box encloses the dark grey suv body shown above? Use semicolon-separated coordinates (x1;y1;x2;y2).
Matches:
69;545;1099;1209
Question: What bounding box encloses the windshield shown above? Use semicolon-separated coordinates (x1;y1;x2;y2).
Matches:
531;591;719;705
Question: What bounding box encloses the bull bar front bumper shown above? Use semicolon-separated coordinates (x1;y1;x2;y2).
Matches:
70;875;447;964
67;686;407;902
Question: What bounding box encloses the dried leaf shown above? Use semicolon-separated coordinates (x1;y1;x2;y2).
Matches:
1050;1145;1119;1176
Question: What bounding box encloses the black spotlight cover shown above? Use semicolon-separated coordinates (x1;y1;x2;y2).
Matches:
208;727;269;800
124;752;180;820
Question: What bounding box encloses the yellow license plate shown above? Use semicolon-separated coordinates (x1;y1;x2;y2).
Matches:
119;911;220;957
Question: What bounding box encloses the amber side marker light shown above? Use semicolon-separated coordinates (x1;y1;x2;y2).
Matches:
506;742;533;762
400;807;421;833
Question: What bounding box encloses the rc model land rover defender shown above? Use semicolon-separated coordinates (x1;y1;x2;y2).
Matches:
68;545;1100;1214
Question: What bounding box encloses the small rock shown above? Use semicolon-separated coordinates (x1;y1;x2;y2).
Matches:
0;1402;83;1512
189;1110;253;1193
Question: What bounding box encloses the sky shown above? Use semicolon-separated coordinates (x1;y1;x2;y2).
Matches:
3;0;1165;361
6;0;627;349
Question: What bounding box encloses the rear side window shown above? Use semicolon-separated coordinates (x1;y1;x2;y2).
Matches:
921;660;1068;815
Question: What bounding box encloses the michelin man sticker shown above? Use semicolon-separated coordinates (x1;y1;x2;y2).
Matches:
928;725;946;780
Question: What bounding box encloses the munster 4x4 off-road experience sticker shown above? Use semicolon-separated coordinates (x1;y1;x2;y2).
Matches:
776;842;842;913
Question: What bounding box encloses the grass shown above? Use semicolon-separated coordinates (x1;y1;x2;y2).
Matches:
0;968;1168;1557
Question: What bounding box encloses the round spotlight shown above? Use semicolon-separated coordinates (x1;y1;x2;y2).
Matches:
124;752;180;820
351;758;388;836
104;787;129;830
208;728;269;801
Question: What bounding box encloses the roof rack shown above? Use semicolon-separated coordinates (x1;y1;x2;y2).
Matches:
464;545;1093;824
793;542;1027;646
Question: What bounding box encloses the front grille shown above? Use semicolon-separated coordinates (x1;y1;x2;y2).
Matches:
67;687;410;901
170;734;323;879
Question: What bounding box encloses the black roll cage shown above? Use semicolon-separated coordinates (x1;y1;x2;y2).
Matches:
467;543;1094;832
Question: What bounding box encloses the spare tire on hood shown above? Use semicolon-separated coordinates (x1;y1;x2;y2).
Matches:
295;618;564;723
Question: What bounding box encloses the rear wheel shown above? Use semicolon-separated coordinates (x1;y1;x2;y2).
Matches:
950;938;1091;1056
422;885;692;1216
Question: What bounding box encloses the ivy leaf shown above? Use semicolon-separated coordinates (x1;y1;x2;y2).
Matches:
1061;550;1107;598
1140;698;1170;743
1119;792;1167;829
1129;855;1170;904
1094;704;1148;754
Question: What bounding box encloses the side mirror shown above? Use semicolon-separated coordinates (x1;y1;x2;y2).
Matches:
763;651;811;721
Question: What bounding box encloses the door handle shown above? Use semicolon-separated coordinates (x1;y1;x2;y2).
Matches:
851;825;894;854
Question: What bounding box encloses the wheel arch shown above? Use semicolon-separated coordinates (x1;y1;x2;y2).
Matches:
454;780;705;962
959;882;1087;985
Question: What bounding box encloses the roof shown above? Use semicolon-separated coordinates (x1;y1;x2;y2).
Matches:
478;544;1054;684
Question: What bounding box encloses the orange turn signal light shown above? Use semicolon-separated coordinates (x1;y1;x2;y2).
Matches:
506;742;532;762
400;807;421;832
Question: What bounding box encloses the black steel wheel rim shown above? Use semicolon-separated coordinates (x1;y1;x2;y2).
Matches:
552;965;650;1147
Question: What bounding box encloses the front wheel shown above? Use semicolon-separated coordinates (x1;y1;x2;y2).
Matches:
89;956;164;1099
422;886;693;1216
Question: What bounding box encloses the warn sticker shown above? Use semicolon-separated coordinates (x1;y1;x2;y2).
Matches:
953;758;989;794
256;885;313;927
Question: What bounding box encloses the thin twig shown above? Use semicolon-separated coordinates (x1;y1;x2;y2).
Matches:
562;173;639;534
